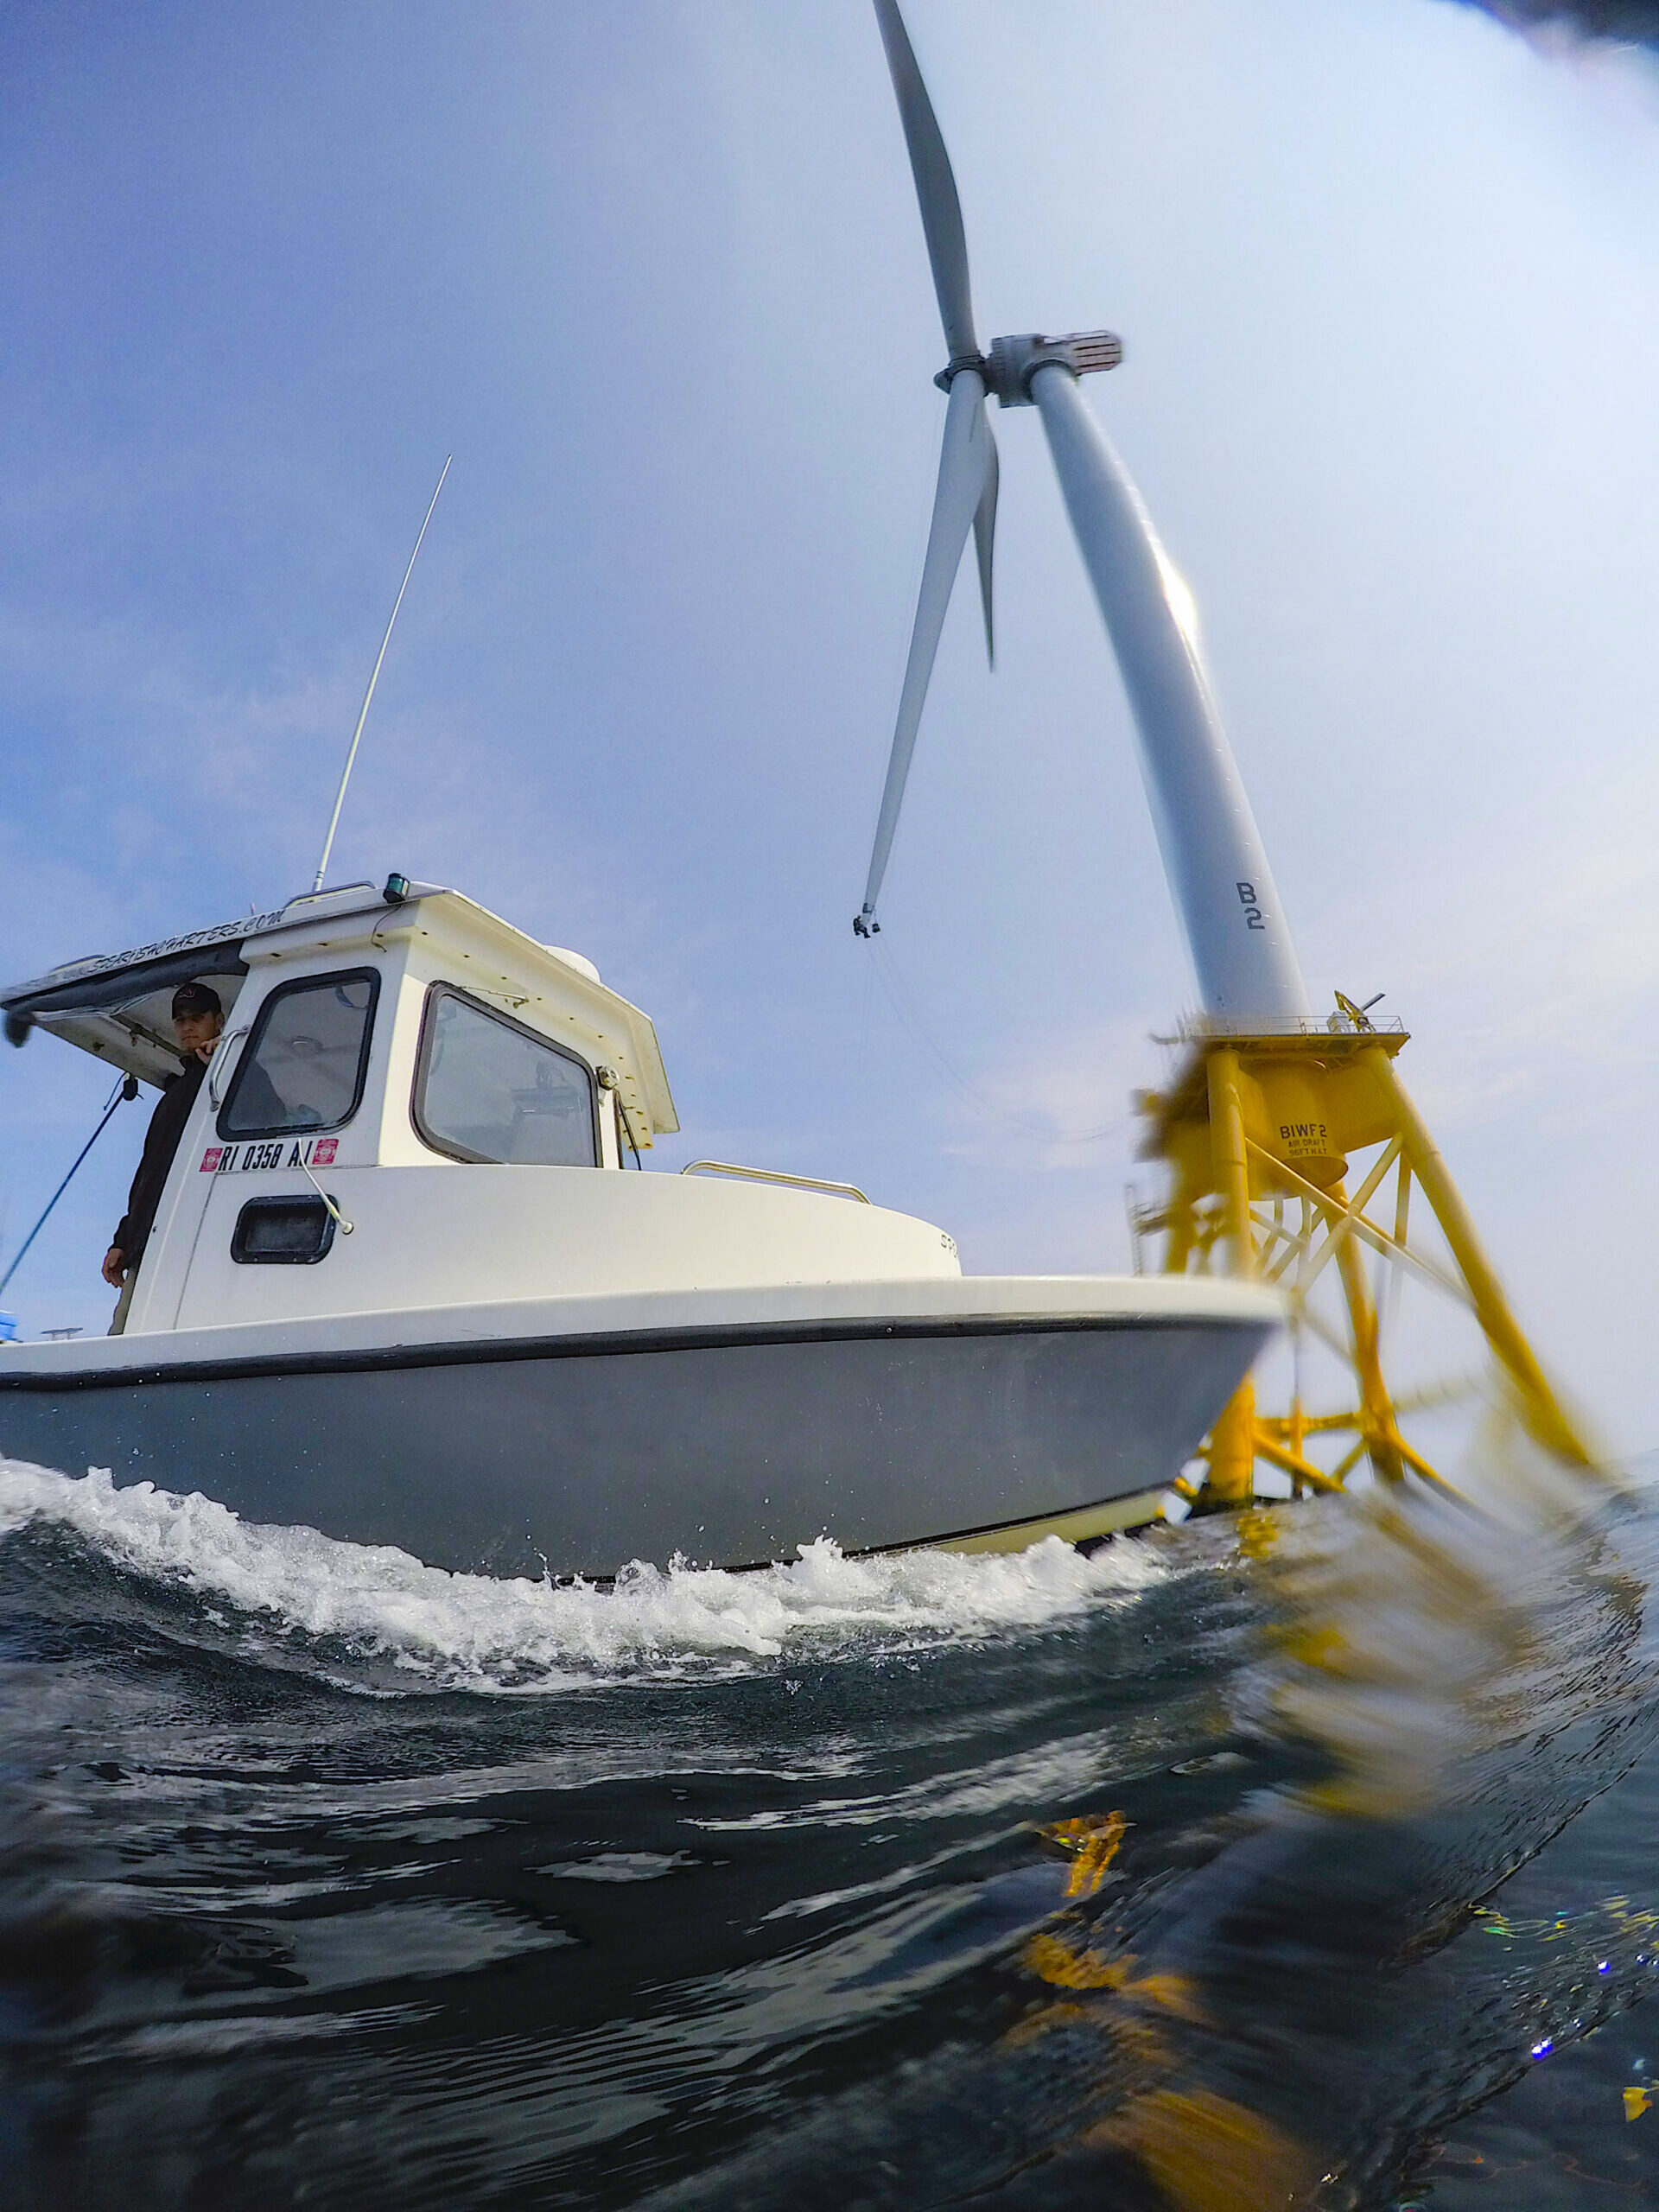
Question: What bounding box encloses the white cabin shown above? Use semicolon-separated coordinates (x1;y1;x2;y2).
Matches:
2;878;959;1335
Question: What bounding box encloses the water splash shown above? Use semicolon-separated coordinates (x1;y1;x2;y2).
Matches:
0;1458;1167;1691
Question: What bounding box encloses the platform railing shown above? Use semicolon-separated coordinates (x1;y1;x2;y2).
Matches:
1156;1012;1409;1046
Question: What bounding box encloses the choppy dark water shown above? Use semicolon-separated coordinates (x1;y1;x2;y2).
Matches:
3;1456;1659;2209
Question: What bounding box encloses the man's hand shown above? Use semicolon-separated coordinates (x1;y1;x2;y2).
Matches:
102;1246;126;1288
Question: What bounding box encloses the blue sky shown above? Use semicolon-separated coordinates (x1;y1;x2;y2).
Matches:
4;2;1659;1450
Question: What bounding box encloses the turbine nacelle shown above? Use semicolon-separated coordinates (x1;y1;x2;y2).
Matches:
937;329;1124;404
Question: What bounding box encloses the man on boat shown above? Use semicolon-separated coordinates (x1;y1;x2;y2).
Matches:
103;982;225;1333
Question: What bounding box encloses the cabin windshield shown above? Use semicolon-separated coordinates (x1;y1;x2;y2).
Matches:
219;970;379;1138
414;986;597;1166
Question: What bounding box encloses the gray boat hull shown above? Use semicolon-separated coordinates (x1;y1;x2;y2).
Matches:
0;1312;1269;1577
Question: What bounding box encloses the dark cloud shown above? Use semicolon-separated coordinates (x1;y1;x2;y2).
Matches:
1456;0;1659;43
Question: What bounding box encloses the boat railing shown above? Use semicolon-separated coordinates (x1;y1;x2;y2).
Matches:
679;1160;871;1204
207;1025;252;1107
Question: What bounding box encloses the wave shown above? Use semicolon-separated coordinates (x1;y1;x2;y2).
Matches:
0;1459;1168;1693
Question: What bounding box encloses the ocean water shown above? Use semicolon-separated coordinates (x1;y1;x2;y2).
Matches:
3;1452;1658;2209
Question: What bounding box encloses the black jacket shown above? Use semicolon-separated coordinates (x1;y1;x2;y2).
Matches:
113;1057;207;1268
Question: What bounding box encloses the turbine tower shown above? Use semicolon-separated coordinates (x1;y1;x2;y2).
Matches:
856;0;1592;1506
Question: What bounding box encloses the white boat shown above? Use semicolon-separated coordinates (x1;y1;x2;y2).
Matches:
0;878;1277;1575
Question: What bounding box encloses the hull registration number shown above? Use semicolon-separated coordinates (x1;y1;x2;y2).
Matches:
200;1137;338;1174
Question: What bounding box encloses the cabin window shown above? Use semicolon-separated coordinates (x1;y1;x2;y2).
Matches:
219;969;379;1139
413;985;597;1167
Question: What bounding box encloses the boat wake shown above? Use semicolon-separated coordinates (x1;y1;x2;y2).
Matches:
0;1458;1168;1692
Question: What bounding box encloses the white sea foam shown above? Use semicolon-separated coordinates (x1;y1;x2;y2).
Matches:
0;1459;1166;1692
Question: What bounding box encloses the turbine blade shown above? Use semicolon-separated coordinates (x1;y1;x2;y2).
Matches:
858;374;993;930
973;419;997;666
873;0;979;365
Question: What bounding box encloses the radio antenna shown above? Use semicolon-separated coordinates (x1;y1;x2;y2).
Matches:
312;454;451;894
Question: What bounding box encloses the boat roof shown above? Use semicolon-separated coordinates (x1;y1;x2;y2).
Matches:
0;879;679;1137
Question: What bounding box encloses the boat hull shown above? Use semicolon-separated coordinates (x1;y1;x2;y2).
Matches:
0;1306;1271;1577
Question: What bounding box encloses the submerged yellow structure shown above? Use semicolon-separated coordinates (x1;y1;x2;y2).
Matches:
1131;996;1592;1508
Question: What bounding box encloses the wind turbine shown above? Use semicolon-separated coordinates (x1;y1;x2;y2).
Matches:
855;0;1592;1502
855;0;1306;1029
